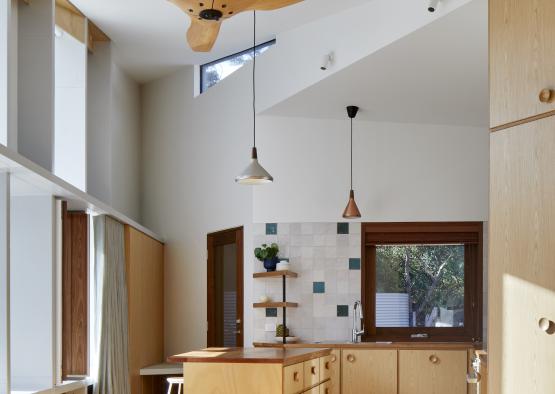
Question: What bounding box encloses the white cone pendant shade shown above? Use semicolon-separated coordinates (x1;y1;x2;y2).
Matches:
236;11;274;185
235;147;274;185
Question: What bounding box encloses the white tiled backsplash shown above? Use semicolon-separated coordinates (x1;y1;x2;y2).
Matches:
253;222;362;343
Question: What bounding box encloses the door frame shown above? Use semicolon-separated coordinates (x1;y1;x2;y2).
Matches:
207;226;244;347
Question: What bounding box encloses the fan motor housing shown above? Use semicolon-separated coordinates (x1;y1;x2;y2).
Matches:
199;8;223;21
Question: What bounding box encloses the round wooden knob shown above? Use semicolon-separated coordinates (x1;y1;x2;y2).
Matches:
346;354;356;363
325;361;330;370
539;317;554;333
429;355;439;364
311;366;316;375
325;388;329;394
539;89;554;103
331;355;337;363
293;371;299;381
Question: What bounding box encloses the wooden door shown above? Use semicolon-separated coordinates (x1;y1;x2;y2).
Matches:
125;226;165;394
398;350;467;394
341;349;397;394
490;0;555;130
207;227;244;347
489;117;555;393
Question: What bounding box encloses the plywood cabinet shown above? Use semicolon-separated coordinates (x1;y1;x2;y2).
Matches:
398;350;467;394
341;349;397;394
125;226;165;394
490;0;555;129
489;117;555;393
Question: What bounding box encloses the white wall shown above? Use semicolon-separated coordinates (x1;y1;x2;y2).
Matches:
10;194;55;391
54;28;87;190
87;42;141;221
17;0;54;171
254;117;489;223
0;174;9;394
110;62;141;221
0;0;7;146
141;67;254;356
87;42;112;205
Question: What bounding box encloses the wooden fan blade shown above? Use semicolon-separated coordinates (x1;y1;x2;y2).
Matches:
251;0;303;11
187;18;222;52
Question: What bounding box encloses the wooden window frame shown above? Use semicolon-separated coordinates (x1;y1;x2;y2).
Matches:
361;222;483;343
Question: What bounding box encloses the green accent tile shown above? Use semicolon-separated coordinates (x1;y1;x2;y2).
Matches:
337;305;349;317
266;223;278;235
313;282;325;293
349;258;361;270
266;308;277;317
337;223;349;234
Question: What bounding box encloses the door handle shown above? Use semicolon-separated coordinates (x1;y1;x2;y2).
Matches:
539;318;555;334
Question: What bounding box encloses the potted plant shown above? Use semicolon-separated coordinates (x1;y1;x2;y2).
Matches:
254;243;280;272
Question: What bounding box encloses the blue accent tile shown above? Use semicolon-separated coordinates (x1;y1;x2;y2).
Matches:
266;308;277;317
337;223;349;234
266;223;278;235
349;258;361;270
313;282;326;294
337;305;349;317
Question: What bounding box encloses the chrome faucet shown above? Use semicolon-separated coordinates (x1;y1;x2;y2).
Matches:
351;300;365;343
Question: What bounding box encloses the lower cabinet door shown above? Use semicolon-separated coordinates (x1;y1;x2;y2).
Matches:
341;349;397;394
283;362;304;394
489;117;555;394
319;379;332;394
327;350;340;394
398;350;467;394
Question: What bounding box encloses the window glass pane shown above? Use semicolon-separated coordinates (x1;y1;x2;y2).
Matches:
200;41;274;93
376;244;464;328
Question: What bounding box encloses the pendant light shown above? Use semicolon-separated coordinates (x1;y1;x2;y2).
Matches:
235;11;273;185
343;105;362;219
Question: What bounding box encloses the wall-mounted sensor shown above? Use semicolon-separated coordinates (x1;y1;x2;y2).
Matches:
428;0;440;12
320;53;334;71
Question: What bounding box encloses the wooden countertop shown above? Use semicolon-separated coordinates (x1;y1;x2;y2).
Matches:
253;341;480;350
168;347;331;367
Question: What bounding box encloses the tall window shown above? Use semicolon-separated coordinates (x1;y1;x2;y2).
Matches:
200;40;275;93
362;222;483;342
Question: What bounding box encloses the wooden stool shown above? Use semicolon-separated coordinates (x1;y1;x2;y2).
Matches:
166;376;184;394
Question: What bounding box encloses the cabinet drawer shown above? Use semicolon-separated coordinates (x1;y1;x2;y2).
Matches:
284;362;304;394
399;350;467;394
319;355;332;382
319;379;332;394
304;358;320;389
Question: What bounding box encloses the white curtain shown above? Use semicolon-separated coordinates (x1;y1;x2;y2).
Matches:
93;216;130;394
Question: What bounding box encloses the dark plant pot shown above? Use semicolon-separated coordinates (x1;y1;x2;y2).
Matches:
263;257;279;272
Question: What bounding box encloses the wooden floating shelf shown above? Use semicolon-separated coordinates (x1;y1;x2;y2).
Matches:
253;270;298;279
253;302;298;308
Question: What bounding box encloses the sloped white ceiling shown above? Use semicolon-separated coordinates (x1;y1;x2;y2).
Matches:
71;0;372;82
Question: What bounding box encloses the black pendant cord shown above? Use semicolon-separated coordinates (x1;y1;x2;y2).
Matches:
350;117;353;190
252;10;257;148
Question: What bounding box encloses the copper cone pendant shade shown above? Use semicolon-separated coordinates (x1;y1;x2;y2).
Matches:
343;106;361;219
343;189;361;218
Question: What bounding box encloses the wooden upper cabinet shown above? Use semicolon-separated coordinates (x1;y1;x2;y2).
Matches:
490;0;555;129
398;350;467;394
341;350;397;394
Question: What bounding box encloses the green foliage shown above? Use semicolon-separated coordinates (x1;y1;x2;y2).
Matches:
376;245;464;326
254;243;279;261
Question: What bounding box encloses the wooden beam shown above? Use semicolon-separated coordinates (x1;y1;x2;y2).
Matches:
55;4;86;43
87;20;110;53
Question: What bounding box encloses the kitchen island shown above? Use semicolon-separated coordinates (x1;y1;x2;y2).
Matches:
168;347;334;393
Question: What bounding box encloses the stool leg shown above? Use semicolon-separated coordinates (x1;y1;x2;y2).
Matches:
178;383;182;394
167;382;173;394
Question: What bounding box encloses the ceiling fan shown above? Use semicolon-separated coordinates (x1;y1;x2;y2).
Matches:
168;0;303;52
